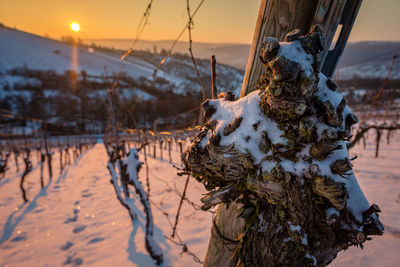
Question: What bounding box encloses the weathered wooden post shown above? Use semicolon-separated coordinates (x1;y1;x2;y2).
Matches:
20;133;32;202
159;139;163;160
241;0;361;97
219;4;345;261
44;134;53;180
14;148;20;172
168;138;172;163
183;0;383;266
211;55;217;99
241;0;320;97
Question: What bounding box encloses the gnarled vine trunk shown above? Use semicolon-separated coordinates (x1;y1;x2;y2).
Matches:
183;26;383;266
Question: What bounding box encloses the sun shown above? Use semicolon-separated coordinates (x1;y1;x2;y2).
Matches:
70;22;80;32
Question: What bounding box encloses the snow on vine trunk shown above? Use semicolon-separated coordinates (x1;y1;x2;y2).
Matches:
183;26;384;266
124;148;163;265
106;145;163;265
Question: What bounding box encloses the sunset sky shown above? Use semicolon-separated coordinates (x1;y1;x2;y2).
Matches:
1;0;400;44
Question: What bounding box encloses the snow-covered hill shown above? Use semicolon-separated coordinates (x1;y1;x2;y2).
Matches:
0;27;244;130
88;38;400;80
337;42;400;80
86;38;252;70
0;27;243;96
0;27;157;80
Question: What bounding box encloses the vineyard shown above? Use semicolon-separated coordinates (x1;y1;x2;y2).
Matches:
0;126;398;266
1;0;400;266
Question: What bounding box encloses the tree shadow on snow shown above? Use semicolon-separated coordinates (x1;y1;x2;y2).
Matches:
126;200;171;266
0;163;40;187
56;148;90;184
0;180;52;244
0;148;92;245
0;177;11;187
56;165;71;184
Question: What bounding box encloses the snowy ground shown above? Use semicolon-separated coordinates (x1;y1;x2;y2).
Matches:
331;131;400;267
1;132;399;266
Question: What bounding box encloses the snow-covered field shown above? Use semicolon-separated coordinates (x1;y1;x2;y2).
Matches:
0;132;399;266
331;131;400;267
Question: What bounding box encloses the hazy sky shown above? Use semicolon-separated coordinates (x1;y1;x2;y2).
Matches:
1;0;399;43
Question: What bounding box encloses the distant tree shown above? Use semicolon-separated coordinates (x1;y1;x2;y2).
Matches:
28;90;46;119
160;48;168;57
0;96;12;110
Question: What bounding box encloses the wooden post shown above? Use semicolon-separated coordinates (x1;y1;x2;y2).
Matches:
206;1;357;266
240;0;320;97
319;0;363;77
211;55;217;99
168;139;172;163
241;0;350;97
159;140;163;160
313;0;348;70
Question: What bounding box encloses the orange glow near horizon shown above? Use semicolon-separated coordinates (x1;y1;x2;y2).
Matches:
0;0;400;43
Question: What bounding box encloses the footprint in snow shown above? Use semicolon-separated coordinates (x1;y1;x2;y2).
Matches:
60;241;74;251
11;235;27;242
34;207;44;213
63;254;83;266
74;258;83;266
73;225;86;234
88;237;105;244
64;215;78;224
65;204;81;223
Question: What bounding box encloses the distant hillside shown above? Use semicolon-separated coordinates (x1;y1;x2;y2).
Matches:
85;38;251;70
0;27;161;80
0;27;244;95
336;41;400;80
0;27;244;131
86;38;400;80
